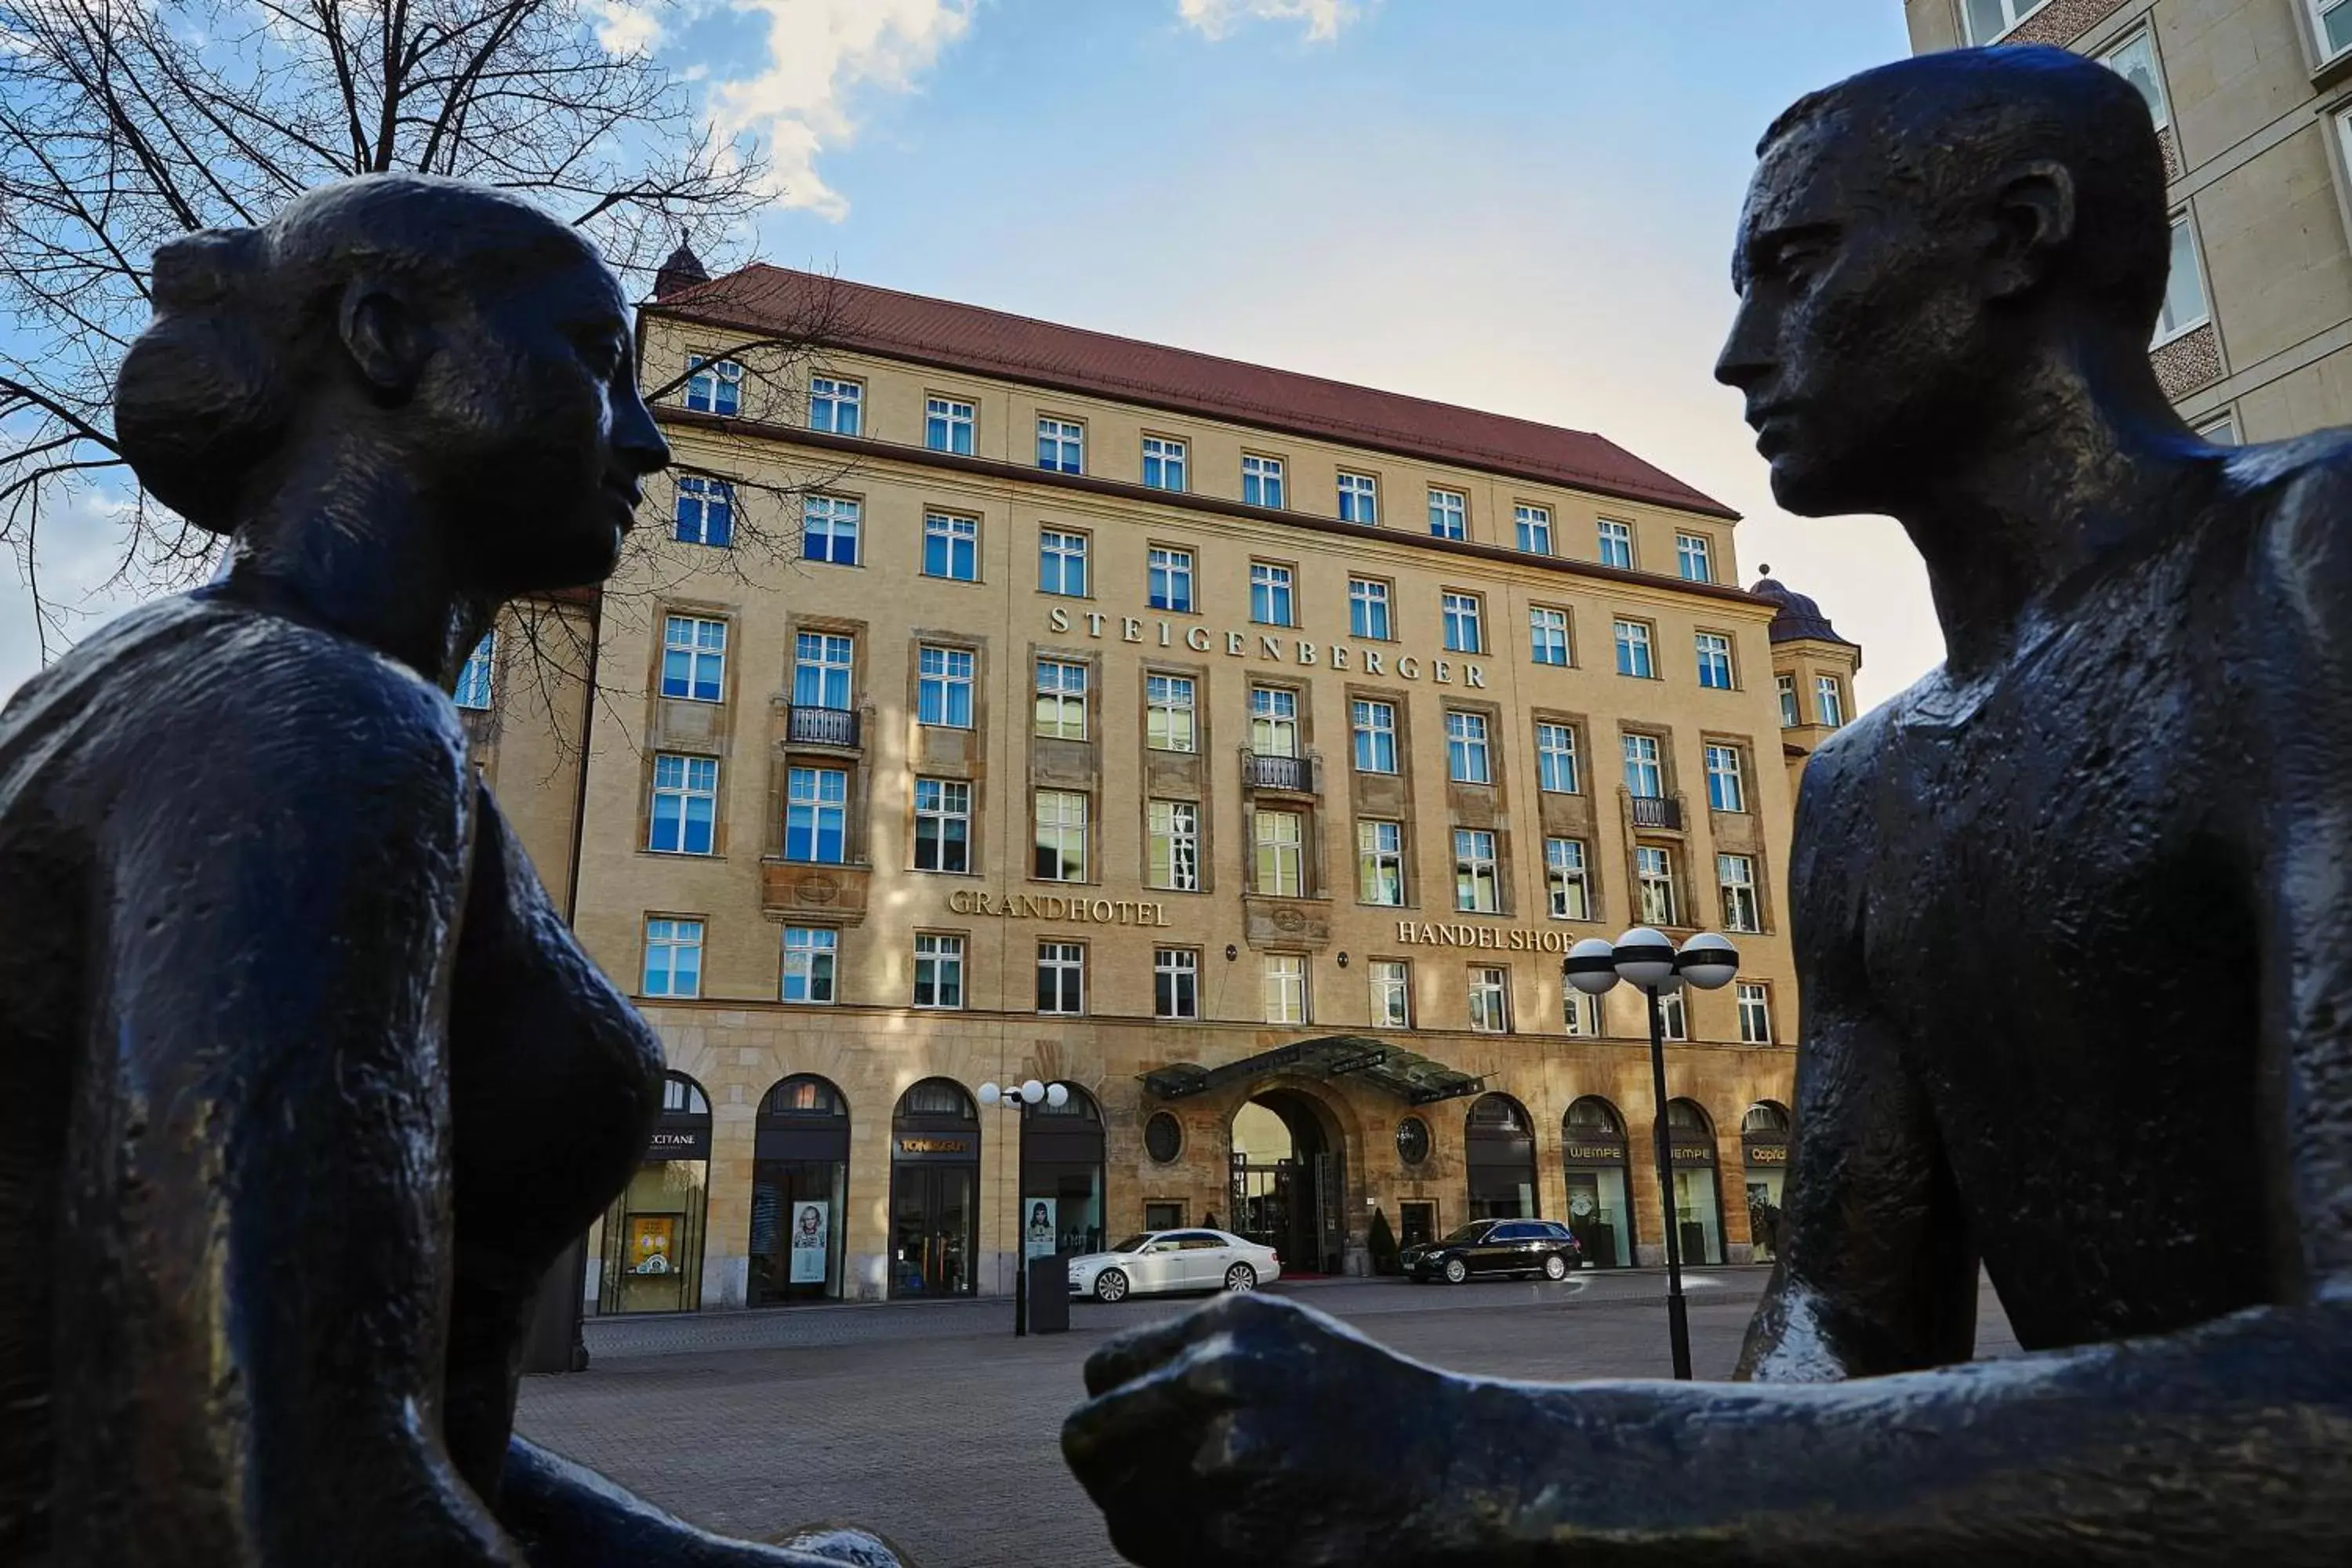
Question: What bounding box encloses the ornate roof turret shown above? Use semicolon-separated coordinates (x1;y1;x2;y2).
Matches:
1749;565;1856;647
652;238;710;300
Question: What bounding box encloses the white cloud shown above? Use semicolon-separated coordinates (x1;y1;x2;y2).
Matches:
710;0;974;219
586;0;666;55
1177;0;1360;42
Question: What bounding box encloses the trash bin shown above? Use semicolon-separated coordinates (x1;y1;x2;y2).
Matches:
1027;1254;1069;1334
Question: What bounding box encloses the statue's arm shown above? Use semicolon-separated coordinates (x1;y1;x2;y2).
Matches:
1737;734;1976;1381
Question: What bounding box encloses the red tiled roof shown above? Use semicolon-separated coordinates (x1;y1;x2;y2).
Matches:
647;266;1739;521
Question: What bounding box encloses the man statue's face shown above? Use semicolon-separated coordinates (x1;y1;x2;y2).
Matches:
1715;114;1998;517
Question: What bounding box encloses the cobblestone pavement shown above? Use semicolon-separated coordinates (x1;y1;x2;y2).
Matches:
517;1268;2022;1568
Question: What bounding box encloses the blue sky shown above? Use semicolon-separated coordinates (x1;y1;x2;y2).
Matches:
0;1;1938;705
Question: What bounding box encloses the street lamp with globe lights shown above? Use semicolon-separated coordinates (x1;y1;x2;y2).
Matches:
978;1078;1069;1336
1565;927;1739;1379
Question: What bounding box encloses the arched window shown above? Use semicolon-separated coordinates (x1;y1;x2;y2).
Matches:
1663;1098;1724;1265
1035;1084;1102;1120
1741;1102;1791;1136
898;1078;976;1120
1024;1083;1106;1257
600;1072;711;1314
1560;1095;1634;1268
751;1074;851;1305
1565;1096;1624;1137
1741;1101;1792;1265
1465;1093;1537;1220
762;1074;845;1117
891;1079;981;1298
1666;1098;1712;1134
1468;1093;1530;1133
662;1073;710;1116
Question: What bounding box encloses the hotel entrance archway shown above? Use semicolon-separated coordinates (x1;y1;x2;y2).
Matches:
1229;1089;1345;1275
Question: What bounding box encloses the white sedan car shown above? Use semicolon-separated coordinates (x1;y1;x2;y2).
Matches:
1066;1228;1281;1302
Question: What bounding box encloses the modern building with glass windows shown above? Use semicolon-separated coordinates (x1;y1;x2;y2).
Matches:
1905;0;2352;442
466;260;1856;1312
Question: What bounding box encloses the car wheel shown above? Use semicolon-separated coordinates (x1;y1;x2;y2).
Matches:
1543;1253;1568;1281
1224;1263;1257;1293
1443;1257;1469;1285
1094;1269;1130;1304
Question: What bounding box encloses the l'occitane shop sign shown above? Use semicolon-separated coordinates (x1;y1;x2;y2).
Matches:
1047;607;1491;688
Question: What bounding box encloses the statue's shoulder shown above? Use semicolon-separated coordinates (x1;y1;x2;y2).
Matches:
2225;429;2352;617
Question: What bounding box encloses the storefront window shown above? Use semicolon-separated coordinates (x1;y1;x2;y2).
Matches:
597;1073;710;1314
750;1074;851;1305
1025;1087;1106;1258
1741;1102;1791;1263
1465;1093;1537;1219
1666;1098;1724;1266
1561;1095;1634;1268
891;1079;980;1298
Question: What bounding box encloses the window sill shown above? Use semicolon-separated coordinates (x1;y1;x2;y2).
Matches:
2151;314;2212;352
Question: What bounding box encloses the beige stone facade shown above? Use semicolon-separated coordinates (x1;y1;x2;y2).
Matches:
481;270;1853;1310
1906;0;2352;440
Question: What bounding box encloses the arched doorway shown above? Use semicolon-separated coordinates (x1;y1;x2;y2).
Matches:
1465;1093;1538;1220
1664;1098;1725;1265
1229;1089;1344;1274
750;1075;851;1305
890;1078;979;1298
598;1072;710;1314
1024;1085;1106;1259
1741;1102;1791;1263
1561;1096;1635;1268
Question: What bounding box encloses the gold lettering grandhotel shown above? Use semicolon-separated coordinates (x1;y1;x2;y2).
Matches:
466;251;1860;1312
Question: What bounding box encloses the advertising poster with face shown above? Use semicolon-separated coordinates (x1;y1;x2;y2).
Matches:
630;1214;677;1275
789;1201;829;1283
1025;1197;1058;1260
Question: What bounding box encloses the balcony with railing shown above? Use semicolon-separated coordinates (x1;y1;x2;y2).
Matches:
1628;793;1682;830
786;704;862;750
1242;750;1318;795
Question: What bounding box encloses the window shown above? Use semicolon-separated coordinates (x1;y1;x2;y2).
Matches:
675;475;733;547
913;933;964;1008
1243;454;1286;508
454;633;494;710
1338;471;1379;524
1148;800;1200;891
1442;592;1483;654
2156;213;2209;344
1250;561;1294;626
1349;577;1392;640
1037;942;1085;1014
922;513;978;581
925;397;975;455
1704;744;1747;813
1777;674;1799;728
1352;699;1398;774
1960;0;2047;43
1564;988;1601;1037
785;768;848;863
1370;960;1410;1028
1636;845;1678;927
1469;967;1509;1033
782;927;837;1004
1613;619;1653;678
1034;659;1088;741
1536;722;1580;793
913;779;971;873
1597;519;1633;569
641;917;703;997
1815;675;1847;729
1659;987;1688;1041
1622;733;1664;797
1359;818;1405;906
809;375;862;435
1545;837;1591;920
1156;948;1200;1019
661;615;727;702
1428;488;1467;540
684;357;740;416
2195;410;2240;445
793;631;853;710
1149;546;1195;613
1255;810;1305;896
1039;528;1088;596
1446;710;1491;784
916;645;975;727
648;754;719;855
1147;673;1197;752
1037;417;1083;474
1454;828;1500;913
1515;505;1553;555
1719;853;1760;934
1142;435;1188;491
804;494;859;565
1034;790;1089;881
1264;955;1308;1025
1251;686;1299;758
1675;532;1713;583
1529;606;1570;666
1737;982;1773;1044
2099;29;2168;130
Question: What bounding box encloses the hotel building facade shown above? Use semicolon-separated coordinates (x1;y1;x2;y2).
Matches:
469;260;1860;1312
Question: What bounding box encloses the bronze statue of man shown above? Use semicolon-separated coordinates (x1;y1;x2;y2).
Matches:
1064;45;2352;1565
0;177;904;1565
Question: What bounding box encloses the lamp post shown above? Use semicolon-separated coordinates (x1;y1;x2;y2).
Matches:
978;1078;1069;1337
1565;927;1738;1380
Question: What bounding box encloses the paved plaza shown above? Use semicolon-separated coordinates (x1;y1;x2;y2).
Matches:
518;1269;2024;1567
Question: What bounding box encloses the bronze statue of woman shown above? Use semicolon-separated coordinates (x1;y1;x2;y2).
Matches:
0;176;902;1566
1065;46;2352;1566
